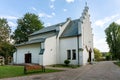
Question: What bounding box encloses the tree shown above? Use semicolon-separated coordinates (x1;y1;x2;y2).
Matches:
12;13;44;44
105;22;120;60
93;48;102;61
0;42;15;64
0;18;15;64
105;52;112;60
0;18;11;42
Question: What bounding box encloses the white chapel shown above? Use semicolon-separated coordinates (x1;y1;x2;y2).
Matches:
13;4;94;66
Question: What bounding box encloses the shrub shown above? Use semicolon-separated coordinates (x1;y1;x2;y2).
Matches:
106;55;111;61
105;52;112;61
0;60;3;66
64;60;70;66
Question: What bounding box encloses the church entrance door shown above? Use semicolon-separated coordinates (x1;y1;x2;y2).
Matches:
25;53;31;63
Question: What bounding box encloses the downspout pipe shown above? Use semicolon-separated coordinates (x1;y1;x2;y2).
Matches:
77;35;80;66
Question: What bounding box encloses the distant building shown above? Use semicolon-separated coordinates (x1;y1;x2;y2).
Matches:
13;5;94;66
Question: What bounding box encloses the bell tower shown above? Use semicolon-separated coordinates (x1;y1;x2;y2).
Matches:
78;2;94;65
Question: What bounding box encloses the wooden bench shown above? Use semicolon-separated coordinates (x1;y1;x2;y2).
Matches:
24;64;45;74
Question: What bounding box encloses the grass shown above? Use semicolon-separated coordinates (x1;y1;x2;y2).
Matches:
0;65;61;79
51;64;79;68
114;61;120;66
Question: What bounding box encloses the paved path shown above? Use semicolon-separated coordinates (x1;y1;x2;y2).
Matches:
1;61;120;80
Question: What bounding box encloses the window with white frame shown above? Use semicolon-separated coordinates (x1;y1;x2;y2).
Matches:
72;49;76;60
67;50;71;60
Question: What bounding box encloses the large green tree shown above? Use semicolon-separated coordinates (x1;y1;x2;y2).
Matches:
105;22;120;60
93;48;102;61
12;13;44;44
0;42;15;64
0;18;11;42
0;18;15;64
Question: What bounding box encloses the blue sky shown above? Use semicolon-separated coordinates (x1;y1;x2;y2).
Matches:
0;0;120;52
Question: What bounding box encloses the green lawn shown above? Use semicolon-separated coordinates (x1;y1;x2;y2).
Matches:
114;62;120;66
0;65;61;79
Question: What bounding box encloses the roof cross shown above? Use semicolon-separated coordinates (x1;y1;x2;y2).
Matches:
85;1;87;7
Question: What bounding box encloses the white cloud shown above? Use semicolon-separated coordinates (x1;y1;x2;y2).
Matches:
39;12;56;18
94;20;104;27
115;19;120;24
39;13;52;18
8;21;17;32
0;16;18;20
63;9;67;12
52;12;55;16
50;4;55;9
50;0;55;2
66;0;74;3
31;7;37;11
94;14;119;27
94;37;109;52
44;23;51;27
50;0;55;9
8;21;17;27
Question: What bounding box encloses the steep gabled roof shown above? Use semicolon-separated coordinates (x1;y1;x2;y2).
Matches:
30;18;81;38
60;19;80;38
16;18;81;47
30;22;65;36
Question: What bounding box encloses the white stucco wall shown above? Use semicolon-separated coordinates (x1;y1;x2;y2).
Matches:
60;37;81;65
56;18;71;64
13;52;16;63
15;43;40;64
80;9;94;65
43;36;57;65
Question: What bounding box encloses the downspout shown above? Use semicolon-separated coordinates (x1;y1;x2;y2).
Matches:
39;43;41;65
77;35;80;66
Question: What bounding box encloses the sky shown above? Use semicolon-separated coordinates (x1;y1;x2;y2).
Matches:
0;0;120;52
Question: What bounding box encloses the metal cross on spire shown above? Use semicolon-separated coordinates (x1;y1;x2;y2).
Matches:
85;1;87;6
84;1;89;13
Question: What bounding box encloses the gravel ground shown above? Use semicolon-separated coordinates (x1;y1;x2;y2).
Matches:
1;61;120;80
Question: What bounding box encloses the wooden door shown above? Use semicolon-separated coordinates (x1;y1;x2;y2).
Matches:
89;51;91;62
88;48;92;62
25;53;31;63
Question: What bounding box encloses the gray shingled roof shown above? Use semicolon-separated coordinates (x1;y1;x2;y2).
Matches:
15;38;45;46
60;19;80;38
29;18;81;38
16;19;81;46
30;22;65;36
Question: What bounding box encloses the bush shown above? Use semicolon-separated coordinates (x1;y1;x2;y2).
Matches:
64;60;70;66
0;60;3;66
106;55;111;60
105;52;112;61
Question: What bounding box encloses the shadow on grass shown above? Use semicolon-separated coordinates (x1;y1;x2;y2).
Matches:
51;64;80;69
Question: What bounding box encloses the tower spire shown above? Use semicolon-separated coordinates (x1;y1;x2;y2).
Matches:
84;1;89;12
85;1;87;6
81;1;89;19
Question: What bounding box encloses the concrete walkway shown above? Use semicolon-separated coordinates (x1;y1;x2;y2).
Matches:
1;61;120;80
